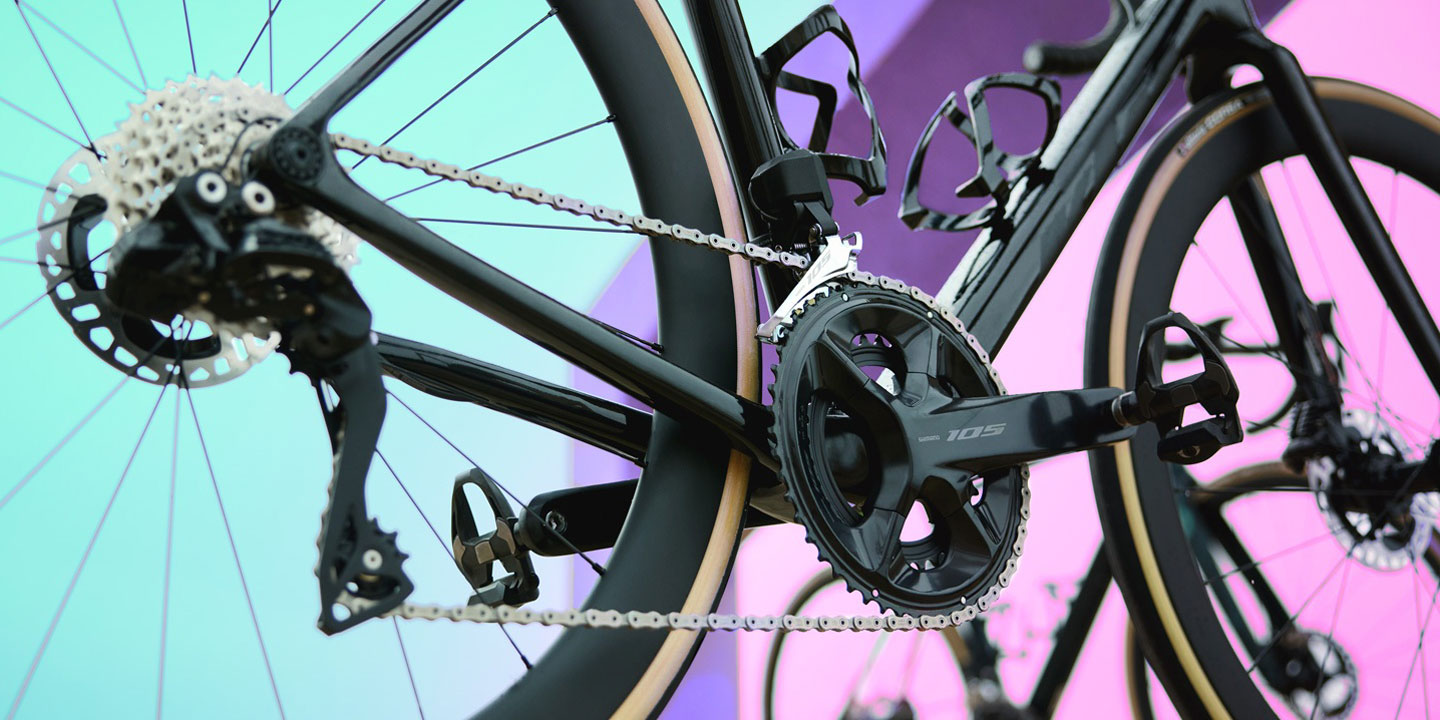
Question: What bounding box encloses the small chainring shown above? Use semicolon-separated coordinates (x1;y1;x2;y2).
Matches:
770;283;1027;616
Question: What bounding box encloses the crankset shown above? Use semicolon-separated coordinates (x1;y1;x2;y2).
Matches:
768;283;1242;617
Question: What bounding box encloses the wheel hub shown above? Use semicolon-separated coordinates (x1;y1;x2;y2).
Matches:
34;76;358;387
1307;409;1439;571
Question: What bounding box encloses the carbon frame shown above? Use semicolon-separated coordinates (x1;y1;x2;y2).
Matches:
257;0;1439;484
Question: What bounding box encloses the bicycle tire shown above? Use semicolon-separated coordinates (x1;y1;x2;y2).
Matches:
0;1;757;718
1087;78;1440;718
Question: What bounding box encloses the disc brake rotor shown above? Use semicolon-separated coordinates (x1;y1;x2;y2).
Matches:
1308;409;1439;571
34;76;358;387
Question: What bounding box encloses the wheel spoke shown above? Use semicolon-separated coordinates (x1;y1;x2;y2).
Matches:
156;326;193;719
266;0;275;91
13;2;142;93
0;256;76;269
0;96;88;153
841;631;892;712
186;390;287;720
1409;562;1433;719
1305;561;1349;720
0;247;112;333
0;333;166;513
1199;531;1337;588
351;10;558;171
385;387;607;577
385;116;615;203
284;0;387;95
1246;542;1359;675
1396;577;1440;718
235;0;284;75
376;443;535;671
1;215;75;249
156;375;181;719
111;0;147;89
180;0;197;74
13;2;97;152
0;168;60;193
5;372;172;720
392;619;428;719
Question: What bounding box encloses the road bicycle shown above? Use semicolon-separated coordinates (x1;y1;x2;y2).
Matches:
1;0;1436;717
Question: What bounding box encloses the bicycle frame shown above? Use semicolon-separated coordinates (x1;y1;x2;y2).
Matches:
256;0;1440;476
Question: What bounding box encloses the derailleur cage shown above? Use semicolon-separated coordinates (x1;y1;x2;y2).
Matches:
900;73;1061;233
452;468;540;607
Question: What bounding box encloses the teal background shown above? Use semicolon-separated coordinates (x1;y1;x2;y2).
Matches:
0;1;815;717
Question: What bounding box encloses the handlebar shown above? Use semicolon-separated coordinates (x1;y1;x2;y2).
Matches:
1022;0;1133;76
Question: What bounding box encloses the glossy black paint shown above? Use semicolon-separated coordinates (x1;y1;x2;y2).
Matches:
949;0;1246;353
258;26;778;468
681;0;802;311
376;333;652;465
517;479;784;556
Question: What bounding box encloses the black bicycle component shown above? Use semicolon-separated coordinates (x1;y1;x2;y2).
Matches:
453;468;541;606
376;333;653;465
754;4;886;206
1169;304;1340;433
1023;0;1133;76
769;284;1148;615
105;170;414;635
900;73;1062;233
769;284;1027;615
748;149;839;249
1113;312;1242;464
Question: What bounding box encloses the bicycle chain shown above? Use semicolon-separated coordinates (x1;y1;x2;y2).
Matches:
330;132;1026;632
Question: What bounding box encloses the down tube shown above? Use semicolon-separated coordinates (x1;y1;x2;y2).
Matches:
950;0;1238;356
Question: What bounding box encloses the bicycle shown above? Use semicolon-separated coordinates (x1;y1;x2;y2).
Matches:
2;0;1436;717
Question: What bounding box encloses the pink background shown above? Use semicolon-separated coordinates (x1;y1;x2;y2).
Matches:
727;0;1440;717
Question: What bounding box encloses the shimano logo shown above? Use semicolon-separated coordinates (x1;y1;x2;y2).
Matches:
918;423;1007;442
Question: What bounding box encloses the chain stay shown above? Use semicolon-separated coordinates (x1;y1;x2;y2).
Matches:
334;132;1020;632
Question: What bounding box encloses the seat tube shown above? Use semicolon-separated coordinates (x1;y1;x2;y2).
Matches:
681;0;802;309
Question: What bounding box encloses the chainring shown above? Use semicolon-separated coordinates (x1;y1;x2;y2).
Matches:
770;282;1028;616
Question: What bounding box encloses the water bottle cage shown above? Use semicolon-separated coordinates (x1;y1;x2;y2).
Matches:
754;4;887;206
900;73;1062;232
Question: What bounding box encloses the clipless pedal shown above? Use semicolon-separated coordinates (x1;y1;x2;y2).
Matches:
1112;312;1243;464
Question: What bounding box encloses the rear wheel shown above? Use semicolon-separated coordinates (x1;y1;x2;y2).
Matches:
0;1;756;717
1089;79;1440;718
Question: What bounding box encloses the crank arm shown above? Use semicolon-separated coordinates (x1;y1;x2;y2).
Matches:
910;387;1136;474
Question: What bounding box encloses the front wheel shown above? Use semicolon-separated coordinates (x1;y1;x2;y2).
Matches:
1088;78;1440;719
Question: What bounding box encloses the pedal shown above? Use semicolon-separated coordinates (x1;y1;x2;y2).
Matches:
1113;312;1242;464
452;468;540;606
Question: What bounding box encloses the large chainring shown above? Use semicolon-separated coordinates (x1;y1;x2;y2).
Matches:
770;283;1028;616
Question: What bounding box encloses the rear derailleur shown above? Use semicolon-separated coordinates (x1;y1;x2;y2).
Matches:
105;169;412;633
